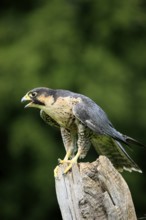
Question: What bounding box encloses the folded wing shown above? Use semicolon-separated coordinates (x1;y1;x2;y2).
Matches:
73;100;142;173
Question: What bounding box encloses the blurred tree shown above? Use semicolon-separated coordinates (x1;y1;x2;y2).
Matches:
0;0;146;219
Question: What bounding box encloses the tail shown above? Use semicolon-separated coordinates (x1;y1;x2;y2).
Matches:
111;127;145;148
124;135;145;148
91;135;142;173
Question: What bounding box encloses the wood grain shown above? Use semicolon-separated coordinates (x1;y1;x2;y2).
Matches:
55;156;137;220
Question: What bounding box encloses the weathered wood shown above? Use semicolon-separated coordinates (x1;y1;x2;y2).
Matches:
55;156;137;220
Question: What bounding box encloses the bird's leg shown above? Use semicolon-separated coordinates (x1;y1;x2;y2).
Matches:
58;149;73;164
58;127;76;164
63;122;90;174
54;149;73;177
63;150;81;174
54;128;76;177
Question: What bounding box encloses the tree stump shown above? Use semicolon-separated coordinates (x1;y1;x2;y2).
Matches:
55;156;137;220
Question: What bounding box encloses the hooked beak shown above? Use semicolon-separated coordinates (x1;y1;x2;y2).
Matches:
21;94;33;108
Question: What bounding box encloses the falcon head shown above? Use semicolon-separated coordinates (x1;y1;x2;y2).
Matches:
21;87;53;108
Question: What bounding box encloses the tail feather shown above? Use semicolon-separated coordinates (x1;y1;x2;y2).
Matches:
114;140;142;173
124;135;145;148
91;135;142;173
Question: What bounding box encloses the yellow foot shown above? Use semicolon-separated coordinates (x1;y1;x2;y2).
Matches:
63;159;77;174
58;158;71;164
54;165;59;177
55;151;81;175
63;151;81;174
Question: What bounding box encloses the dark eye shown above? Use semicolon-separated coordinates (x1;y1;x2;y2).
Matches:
30;92;37;98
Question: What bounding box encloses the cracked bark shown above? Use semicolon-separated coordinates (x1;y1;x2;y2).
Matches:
55;156;137;220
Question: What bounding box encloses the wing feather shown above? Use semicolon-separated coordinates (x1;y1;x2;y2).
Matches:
73;101;121;138
91;135;142;173
73;100;142;173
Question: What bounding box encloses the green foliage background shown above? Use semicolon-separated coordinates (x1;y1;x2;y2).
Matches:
0;0;146;219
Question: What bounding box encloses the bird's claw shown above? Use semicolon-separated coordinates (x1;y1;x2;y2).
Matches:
56;151;80;175
58;158;71;164
54;165;59;178
63;157;78;174
63;162;75;174
56;159;77;175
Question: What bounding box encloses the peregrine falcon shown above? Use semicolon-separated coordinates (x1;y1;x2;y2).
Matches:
21;87;143;174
